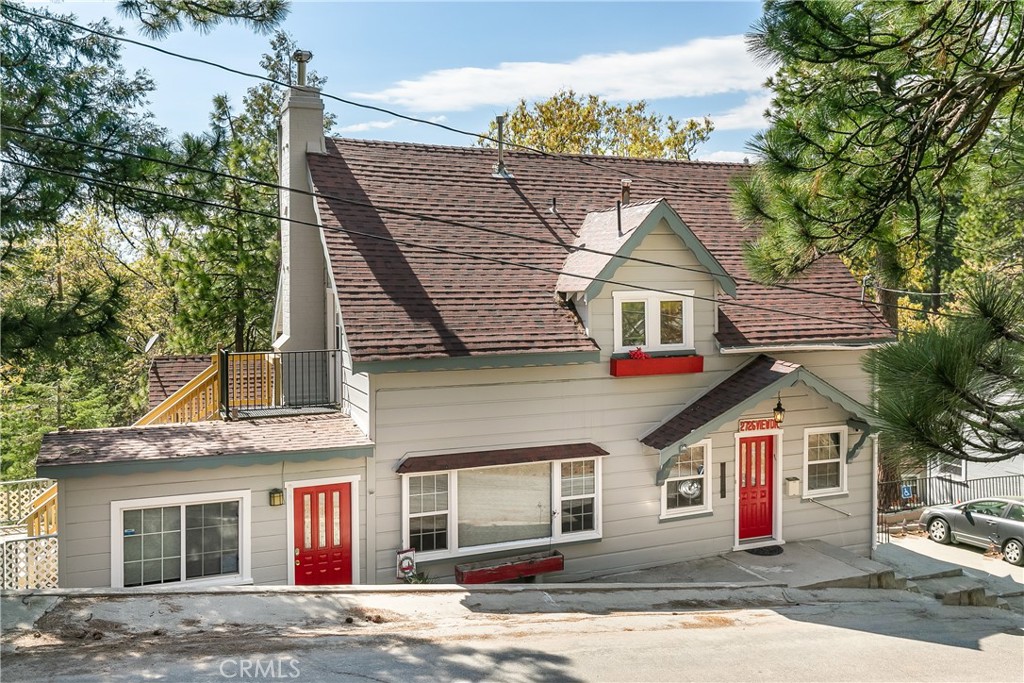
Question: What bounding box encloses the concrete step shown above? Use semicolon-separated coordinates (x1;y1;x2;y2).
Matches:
915;576;993;607
800;540;898;589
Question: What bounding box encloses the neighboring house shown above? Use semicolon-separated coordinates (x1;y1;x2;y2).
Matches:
37;81;894;589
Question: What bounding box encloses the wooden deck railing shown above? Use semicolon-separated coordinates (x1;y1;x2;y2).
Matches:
136;349;340;425
22;484;58;536
135;353;220;425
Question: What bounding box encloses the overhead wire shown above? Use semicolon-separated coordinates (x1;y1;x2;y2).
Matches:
2;155;907;336
4;123;953;322
3;3;735;199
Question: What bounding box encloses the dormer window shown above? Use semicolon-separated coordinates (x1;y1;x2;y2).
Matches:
612;291;694;353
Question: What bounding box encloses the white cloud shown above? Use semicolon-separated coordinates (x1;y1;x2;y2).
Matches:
711;93;772;131
427;115;448;123
338;120;398;133
352;35;768;112
699;150;752;163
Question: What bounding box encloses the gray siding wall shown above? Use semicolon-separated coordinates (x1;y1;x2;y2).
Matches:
58;457;366;588
365;226;875;583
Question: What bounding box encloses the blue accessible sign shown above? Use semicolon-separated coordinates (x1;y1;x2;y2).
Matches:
900;485;913;499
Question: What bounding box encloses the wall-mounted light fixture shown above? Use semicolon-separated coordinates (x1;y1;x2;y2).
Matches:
773;393;786;426
269;488;284;507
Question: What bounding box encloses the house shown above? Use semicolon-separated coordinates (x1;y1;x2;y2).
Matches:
37;78;895;589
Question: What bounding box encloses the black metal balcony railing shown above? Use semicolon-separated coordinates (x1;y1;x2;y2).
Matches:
218;349;342;419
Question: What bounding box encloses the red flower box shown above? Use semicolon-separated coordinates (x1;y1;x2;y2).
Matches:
455;550;565;584
610;354;704;377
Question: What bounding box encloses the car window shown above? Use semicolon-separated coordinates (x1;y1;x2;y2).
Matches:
1007;505;1024;522
964;500;1009;516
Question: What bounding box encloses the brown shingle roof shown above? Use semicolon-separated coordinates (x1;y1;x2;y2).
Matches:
37;414;372;468
308;140;893;363
148;355;211;409
642;355;799;450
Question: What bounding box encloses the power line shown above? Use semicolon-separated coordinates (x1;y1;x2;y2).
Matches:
3;155;904;336
3;2;733;199
4;123;943;321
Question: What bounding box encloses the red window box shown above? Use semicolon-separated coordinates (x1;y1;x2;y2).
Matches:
455;550;564;584
610;354;704;377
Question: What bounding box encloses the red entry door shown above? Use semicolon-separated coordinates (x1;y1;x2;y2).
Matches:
738;435;775;540
293;483;352;585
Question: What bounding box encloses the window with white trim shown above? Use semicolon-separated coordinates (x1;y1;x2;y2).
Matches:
402;458;601;560
612;291;694;353
937;458;965;480
111;490;250;588
803;427;848;496
662;440;712;518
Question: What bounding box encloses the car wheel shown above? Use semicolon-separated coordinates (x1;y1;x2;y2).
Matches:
927;518;951;544
1003;539;1024;566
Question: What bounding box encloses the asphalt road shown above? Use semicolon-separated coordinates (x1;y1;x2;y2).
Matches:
3;592;1022;682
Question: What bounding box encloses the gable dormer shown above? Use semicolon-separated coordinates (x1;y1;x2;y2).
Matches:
556;198;736;360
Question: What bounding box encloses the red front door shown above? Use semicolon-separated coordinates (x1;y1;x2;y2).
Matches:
293;483;352;585
738;435;774;540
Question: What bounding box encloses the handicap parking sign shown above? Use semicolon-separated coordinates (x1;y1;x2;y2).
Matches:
900;484;913;499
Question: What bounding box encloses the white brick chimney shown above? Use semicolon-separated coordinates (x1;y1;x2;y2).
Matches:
275;57;326;352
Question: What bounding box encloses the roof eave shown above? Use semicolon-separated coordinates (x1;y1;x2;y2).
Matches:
352;349;601;374
644;365;873;484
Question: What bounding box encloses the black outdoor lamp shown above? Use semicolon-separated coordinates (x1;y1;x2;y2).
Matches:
269;488;285;507
773;393;786;426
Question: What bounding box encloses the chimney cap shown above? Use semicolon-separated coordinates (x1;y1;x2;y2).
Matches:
292;50;313;63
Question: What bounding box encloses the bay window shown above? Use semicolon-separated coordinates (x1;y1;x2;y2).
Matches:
402;458;601;560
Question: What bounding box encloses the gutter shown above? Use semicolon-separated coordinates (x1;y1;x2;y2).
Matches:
718;341;892;355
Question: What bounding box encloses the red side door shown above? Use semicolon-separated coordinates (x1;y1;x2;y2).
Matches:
738;435;775;540
293;483;352;585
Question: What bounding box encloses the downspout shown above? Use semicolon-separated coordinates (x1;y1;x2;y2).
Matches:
870;433;879;557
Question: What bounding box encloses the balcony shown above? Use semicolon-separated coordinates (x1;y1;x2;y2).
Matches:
137;349;343;425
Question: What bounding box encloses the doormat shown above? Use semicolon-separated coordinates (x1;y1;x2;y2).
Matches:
745;545;783;556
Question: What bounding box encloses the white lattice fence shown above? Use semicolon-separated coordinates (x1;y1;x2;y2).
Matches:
0;479;56;525
2;535;59;589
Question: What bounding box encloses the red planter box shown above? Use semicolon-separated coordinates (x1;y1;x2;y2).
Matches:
610;354;704;377
455;550;564;584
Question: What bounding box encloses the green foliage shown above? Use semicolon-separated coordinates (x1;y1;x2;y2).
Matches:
736;0;1024;322
164;31;333;352
865;274;1024;469
117;0;288;38
1;1;220;357
480;89;714;160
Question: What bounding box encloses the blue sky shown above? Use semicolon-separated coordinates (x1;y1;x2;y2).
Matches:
48;1;769;161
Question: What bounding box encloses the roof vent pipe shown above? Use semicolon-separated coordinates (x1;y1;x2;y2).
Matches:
292;49;313;86
493;115;511;177
621;179;632;205
616;200;623;236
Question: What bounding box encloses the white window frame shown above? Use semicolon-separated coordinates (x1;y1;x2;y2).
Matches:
612;290;694;353
802;426;848;498
401;458;602;562
110;489;252;589
661;439;713;519
936;458;966;481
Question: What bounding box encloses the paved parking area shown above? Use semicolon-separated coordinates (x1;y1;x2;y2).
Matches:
887;534;1024;584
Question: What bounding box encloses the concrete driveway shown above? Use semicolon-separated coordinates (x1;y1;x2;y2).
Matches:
887;534;1024;585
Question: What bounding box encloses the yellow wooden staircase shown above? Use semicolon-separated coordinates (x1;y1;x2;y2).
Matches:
135;353;220;425
135;352;282;425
